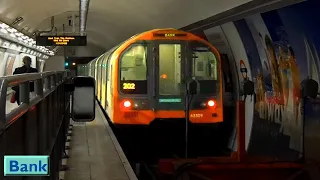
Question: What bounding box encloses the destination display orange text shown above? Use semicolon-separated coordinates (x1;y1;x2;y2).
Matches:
48;37;75;45
36;36;87;46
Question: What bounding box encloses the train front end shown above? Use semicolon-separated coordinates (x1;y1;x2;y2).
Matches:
113;29;223;127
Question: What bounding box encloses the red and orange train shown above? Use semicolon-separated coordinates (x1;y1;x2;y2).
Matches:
84;28;223;127
81;28;308;179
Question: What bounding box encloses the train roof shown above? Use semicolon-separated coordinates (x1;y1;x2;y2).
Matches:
127;28;200;41
108;28;196;51
110;28;206;56
87;28;211;64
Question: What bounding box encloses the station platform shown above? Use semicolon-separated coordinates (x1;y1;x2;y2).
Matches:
62;102;137;180
0;72;138;180
4;95;137;180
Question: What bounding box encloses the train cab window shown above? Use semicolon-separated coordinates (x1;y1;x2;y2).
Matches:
159;44;181;95
190;42;219;94
119;44;147;94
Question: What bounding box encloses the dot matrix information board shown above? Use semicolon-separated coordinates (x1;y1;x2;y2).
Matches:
36;36;87;46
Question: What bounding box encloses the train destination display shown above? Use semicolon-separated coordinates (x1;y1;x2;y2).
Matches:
36;36;87;46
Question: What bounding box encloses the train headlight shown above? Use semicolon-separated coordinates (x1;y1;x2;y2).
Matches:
123;100;132;108
207;100;216;107
120;99;149;110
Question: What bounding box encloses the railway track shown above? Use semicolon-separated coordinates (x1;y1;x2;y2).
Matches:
97;101;236;179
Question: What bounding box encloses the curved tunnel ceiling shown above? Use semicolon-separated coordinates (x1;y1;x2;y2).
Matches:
0;0;252;51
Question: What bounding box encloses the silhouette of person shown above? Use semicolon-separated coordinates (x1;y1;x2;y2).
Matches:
12;56;38;105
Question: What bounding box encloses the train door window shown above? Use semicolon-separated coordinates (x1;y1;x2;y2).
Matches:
91;60;95;78
101;53;110;99
97;56;104;100
190;42;219;94
102;56;108;87
158;44;181;95
95;59;99;81
106;55;113;104
110;64;113;93
119;44;147;94
107;57;111;82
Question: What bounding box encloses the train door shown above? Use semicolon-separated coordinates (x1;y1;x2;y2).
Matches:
151;41;187;111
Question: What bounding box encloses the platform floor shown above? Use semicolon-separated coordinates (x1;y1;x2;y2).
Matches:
64;103;137;180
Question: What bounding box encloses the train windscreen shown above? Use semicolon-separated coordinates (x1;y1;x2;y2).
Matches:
190;42;219;94
119;44;148;94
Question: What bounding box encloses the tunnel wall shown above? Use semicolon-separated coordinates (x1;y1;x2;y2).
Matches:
203;0;320;161
0;38;47;97
0;46;46;77
55;43;105;57
43;56;65;71
0;49;44;77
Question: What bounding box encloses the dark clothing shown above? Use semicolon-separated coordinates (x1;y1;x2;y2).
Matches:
12;65;38;105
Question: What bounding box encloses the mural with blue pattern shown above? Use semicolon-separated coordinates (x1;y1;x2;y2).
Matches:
234;0;320;161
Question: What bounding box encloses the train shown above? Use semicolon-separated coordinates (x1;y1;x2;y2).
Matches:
76;29;310;180
82;28;223;127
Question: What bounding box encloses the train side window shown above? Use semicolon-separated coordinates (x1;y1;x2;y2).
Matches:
119;44;148;94
110;64;113;91
94;59;99;80
107;54;112;81
102;54;109;83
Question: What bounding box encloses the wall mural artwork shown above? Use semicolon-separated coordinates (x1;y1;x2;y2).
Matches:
276;0;320;161
234;17;302;161
232;0;320;161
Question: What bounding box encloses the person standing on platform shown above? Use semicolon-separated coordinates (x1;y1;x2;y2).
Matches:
11;56;38;105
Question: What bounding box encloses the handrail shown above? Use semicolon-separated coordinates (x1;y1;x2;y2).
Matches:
2;73;41;87
0;70;73;179
0;70;72;130
0;71;67;87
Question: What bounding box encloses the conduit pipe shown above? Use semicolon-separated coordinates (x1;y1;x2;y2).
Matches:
79;0;90;35
38;16;56;36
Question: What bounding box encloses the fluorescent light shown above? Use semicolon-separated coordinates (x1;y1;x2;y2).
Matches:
0;23;9;28
0;21;53;56
0;28;8;34
7;28;17;33
15;32;23;36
